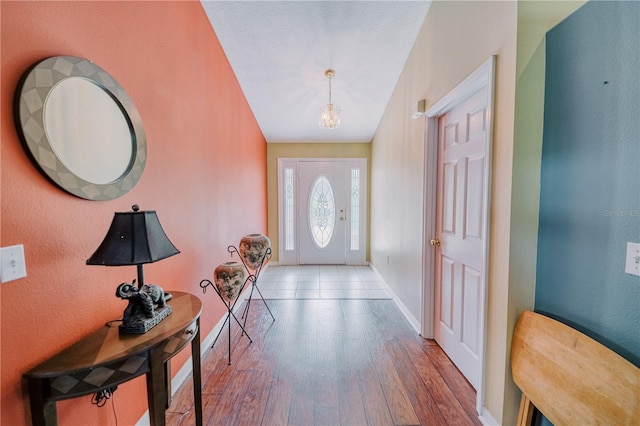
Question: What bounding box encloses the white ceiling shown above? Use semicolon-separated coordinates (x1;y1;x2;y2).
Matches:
201;1;431;143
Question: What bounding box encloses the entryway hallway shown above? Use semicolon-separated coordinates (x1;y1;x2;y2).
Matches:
167;267;480;425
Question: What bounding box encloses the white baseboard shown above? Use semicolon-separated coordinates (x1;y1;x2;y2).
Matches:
479;405;499;425
368;263;421;334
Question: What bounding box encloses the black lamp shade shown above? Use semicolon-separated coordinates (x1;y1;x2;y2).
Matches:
87;208;179;266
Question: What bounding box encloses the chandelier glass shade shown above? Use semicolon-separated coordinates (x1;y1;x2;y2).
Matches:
319;69;341;129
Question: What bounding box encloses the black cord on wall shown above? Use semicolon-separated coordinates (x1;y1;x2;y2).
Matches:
91;386;119;425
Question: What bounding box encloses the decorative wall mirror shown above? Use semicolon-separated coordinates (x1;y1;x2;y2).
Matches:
15;56;146;200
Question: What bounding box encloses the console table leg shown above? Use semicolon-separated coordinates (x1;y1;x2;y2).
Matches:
147;350;167;426
28;379;57;426
164;361;172;409
192;319;203;426
42;402;57;426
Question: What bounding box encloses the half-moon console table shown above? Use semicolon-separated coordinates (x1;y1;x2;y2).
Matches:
23;291;203;426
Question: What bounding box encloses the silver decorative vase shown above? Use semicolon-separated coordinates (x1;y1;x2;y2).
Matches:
214;262;245;302
239;233;270;270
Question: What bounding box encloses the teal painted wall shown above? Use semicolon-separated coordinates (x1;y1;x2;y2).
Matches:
536;0;640;368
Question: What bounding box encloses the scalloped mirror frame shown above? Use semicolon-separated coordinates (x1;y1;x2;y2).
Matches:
14;56;147;201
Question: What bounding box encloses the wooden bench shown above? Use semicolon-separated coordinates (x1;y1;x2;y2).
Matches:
511;310;639;425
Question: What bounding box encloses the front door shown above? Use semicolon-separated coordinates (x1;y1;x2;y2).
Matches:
433;86;489;390
298;161;348;264
278;158;367;266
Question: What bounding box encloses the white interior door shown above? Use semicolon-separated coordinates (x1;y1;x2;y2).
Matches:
298;161;348;264
433;86;489;391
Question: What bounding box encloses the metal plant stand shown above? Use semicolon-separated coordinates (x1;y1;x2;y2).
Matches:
199;277;252;365
227;244;276;328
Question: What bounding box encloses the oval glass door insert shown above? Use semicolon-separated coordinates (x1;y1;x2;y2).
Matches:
309;175;336;248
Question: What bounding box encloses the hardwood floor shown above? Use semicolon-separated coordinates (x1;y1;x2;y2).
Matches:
167;298;481;425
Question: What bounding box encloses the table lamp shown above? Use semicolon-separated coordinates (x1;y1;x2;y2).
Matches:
87;205;180;333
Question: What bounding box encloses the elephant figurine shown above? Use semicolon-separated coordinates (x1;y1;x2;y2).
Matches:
116;282;167;324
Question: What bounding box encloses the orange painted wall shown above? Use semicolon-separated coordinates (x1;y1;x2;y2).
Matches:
0;1;267;424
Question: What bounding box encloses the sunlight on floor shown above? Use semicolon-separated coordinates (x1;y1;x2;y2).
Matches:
251;265;392;300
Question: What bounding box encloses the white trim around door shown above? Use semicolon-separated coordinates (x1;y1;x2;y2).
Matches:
421;56;495;416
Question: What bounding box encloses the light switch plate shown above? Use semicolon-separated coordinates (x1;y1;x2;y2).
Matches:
625;242;640;277
1;244;27;283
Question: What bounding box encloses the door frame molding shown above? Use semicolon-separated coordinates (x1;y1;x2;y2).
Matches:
277;157;368;265
421;56;495;414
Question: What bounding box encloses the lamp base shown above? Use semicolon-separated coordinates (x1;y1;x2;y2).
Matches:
119;305;172;334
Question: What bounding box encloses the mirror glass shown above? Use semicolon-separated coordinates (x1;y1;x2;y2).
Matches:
44;78;133;185
15;56;146;201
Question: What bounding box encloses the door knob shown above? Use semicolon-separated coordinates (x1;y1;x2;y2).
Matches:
430;238;441;247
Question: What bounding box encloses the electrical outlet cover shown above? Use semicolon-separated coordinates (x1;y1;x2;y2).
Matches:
624;242;640;277
1;244;27;283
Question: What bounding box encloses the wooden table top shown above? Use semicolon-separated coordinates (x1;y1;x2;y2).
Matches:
24;291;202;379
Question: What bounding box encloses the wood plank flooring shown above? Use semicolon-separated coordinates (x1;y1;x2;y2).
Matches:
167;298;481;425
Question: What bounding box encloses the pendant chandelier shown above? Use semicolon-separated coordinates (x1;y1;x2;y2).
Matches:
319;69;341;129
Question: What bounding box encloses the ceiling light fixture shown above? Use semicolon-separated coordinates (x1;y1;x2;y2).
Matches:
319;69;341;129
